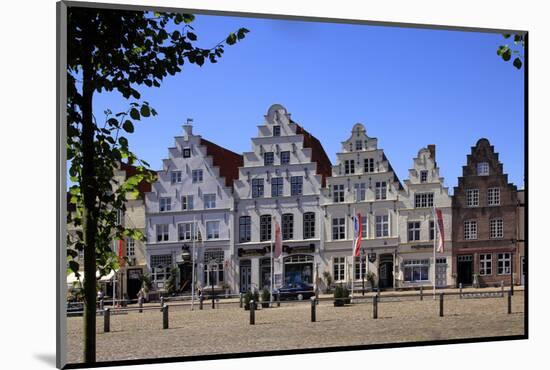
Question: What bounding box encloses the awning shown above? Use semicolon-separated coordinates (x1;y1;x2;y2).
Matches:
66;270;116;285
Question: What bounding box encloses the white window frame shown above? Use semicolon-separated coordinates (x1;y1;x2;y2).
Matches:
206;221;220;240
156;224;169;242
332;217;346;240
408;221;421;241
354;183;366;201
170;171;182;184
333;257;346;282
376;215;389;238
488;187;501;206
264;152;274;166
192;169;203;183
480;253;492;276
414;193;434;208
490;218;504;239
466;189;479;207
333;184;345;203
252;178;264;198
375;181;387;200
203;193;216;209
464;220;478;240
159;197;171;212
420;170;428;183
181;195;194;210
344;160;355;174
280;151;290;165
290;176;303;196
178;222;195;241
497;253;511;275
477;162;489;176
126;238;135;257
364;158;374;173
403;259;430;282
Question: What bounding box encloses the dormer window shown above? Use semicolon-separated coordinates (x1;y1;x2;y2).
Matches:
477;162;489;176
355;140;363;151
420;170;428;183
183;148;191;158
273;125;281;137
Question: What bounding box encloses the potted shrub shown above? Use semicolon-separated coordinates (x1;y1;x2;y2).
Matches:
243;290;259;310
366;271;376;291
221;281;230;298
334;284;350;307
323;271;333;293
261;288;271;308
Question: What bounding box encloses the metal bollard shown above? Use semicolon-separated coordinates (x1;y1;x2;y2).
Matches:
420;286;423;301
277;293;281;307
250;300;255;325
162;304;169;329
239;293;243;308
100;298;104;312
199;295;203;310
104;308;110;333
501;281;505;297
508;290;512;314
459;283;463;299
311;297;316;322
439;293;444;317
138;297;143;313
160;296;164;308
373;295;378;319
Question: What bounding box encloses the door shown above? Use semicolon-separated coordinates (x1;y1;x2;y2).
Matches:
521;256;525;285
435;258;447;288
178;263;192;292
457;255;473;285
240;266;251;292
378;262;394;289
126;269;142;299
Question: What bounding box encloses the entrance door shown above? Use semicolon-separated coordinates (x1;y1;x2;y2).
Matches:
126;269;142;299
457;255;473;285
240;265;251;292
378;254;394;289
178;263;192;292
435;258;447;288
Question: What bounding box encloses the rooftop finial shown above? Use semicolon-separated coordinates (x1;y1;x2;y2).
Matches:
187;118;194;125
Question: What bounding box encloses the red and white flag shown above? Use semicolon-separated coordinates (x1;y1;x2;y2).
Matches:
353;213;362;257
274;218;282;258
117;239;126;267
434;208;445;253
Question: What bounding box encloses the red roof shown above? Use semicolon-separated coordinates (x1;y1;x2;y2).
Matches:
119;162;156;196
200;138;244;188
293;122;332;187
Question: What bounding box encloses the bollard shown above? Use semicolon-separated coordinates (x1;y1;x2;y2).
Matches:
507;290;512;314
199;295;203;310
138;297;143;313
420;286;423;301
373;295;378;319
459;283;463;299
239;293;243;308
277;293;281;307
104;307;110;333
163;304;169;329
310;297;316;322
100;298;104;312
501;281;505;297
250;300;255;325
160;296;164;308
439;293;444;317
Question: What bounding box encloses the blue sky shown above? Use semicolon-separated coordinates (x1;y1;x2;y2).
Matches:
93;13;525;192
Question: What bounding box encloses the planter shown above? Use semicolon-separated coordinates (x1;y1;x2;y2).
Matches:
244;302;257;311
261;302;269;308
334;300;345;307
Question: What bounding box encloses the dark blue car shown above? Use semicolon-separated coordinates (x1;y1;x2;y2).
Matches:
277;282;315;301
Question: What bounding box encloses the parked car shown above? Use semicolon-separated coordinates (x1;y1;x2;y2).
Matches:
277;282;315;301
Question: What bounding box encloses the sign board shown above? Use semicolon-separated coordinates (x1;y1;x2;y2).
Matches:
274;273;282;287
368;253;377;263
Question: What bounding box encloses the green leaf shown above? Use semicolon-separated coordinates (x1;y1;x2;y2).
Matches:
118;137;128;147
503;34;511;39
502;49;512;61
187;32;197;41
513;57;522;69
130;108;140;120
226;32;237;45
140;105;151;117
122;120;135;133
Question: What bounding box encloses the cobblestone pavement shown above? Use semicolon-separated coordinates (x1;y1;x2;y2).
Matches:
66;291;525;364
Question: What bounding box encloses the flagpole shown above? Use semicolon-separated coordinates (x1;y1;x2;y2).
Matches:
191;216;196;310
433;206;436;300
270;217;274;305
351;207;356;303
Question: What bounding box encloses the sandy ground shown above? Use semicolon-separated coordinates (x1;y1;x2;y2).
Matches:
66;290;525;364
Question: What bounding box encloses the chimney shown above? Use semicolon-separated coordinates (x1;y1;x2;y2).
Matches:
427;144;436;161
183;118;194;137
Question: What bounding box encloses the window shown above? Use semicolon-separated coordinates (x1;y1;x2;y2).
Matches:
303;212;315;239
181;195;194;210
280;151;290;165
333;257;346;281
364;158;374;173
477;162;489;176
361;216;367;239
264;152;274;166
354;256;366;279
252;178;264;198
488;187;501;206
480;254;492;276
429;220;435;241
332;218;346;240
464;220;478;240
206;221;220;240
116;209;124;225
497;253;511;275
260;215;272;242
333;184;345;202
291;176;303;196
403;259;430;282
271;177;283;197
203;194;216;209
126;238;135;257
151;254;172;287
420;170;428;183
282;214;294;240
344;160;355;174
408;221;421;241
355;140;363;151
183;148;191;158
414;193;434;208
376;215;389;237
156;224;169;242
239;216;251;242
375;181;387;200
192;169;203;183
178;223;195;241
273;125;281;136
466;189;479;207
490;218;503;239
171;171;182;184
151;254;172;268
203;250;225;286
159;197;171;212
354;183;366;201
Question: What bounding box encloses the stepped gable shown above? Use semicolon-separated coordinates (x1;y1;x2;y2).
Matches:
293;121;332;187
200;138;244;188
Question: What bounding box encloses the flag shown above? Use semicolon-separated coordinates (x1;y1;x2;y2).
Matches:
274;218;282;258
353;213;362;257
117;239;126;267
435;208;445;253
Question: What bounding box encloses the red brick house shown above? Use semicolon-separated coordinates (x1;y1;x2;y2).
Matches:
452;138;519;287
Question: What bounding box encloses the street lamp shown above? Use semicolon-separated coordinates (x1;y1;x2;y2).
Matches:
361;249;366;296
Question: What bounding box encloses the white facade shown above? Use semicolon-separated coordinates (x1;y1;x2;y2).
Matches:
397;146;453;289
233;104;331;293
322;123;404;290
145;125;242;293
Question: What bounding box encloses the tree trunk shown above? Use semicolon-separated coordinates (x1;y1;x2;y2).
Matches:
81;45;98;364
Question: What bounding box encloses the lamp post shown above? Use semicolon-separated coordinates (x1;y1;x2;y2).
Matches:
361;249;365;296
